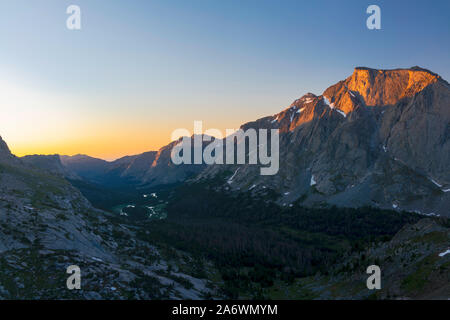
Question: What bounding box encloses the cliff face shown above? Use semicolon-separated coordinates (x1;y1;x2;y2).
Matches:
324;67;441;111
0;136;10;153
0;136;14;163
197;67;450;216
379;79;450;185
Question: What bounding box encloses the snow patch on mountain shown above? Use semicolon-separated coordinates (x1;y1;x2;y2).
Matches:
323;96;346;117
227;168;240;184
335;109;347;118
290;111;295;123
438;249;450;257
429;178;442;188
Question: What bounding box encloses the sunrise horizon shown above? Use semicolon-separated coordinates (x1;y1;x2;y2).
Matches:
2;1;449;160
6;64;449;161
1;0;450;305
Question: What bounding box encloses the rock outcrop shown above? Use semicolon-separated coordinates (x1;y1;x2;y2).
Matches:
304;218;450;299
21;154;80;179
0;136;16;163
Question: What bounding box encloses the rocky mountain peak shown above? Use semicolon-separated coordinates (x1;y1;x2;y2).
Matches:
197;66;449;216
271;67;443;134
0;135;11;155
266;93;322;133
0;135;15;163
323;67;442;114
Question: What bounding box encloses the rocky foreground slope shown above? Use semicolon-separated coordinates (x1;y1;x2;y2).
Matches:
301;218;450;300
0;136;213;299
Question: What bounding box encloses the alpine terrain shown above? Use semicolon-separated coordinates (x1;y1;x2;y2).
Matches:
3;66;449;299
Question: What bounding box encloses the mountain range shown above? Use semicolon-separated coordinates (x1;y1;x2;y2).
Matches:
1;66;449;299
198;67;450;216
25;66;450;216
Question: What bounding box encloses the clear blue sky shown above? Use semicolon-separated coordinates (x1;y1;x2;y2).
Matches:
1;0;449;159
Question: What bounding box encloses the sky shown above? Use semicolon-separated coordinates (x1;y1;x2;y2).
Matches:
0;0;449;160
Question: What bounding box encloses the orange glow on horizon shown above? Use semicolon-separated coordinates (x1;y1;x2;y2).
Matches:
7;131;173;161
5;122;247;161
0;75;277;161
